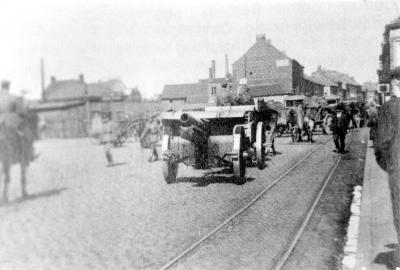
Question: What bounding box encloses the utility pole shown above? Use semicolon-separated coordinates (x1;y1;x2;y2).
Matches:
40;58;45;101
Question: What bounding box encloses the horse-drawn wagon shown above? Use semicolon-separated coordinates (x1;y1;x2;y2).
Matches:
160;100;278;184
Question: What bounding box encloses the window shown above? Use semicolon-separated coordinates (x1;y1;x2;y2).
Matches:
211;87;217;95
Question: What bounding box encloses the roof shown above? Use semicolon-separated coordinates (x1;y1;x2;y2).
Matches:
233;36;290;67
248;84;290;97
310;72;336;87
161;78;210;100
303;74;324;86
30;100;85;111
311;68;360;87
45;78;127;101
161;83;199;100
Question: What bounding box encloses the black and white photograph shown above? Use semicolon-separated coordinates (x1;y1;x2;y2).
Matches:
0;0;399;269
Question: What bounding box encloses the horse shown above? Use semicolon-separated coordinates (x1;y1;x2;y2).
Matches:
287;105;314;142
0;109;39;203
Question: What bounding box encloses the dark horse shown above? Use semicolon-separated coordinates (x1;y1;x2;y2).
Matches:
0;109;39;203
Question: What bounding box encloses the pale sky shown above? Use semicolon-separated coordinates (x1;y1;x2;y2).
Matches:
0;0;398;99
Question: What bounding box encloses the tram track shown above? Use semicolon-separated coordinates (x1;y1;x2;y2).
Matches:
273;130;355;270
158;134;337;270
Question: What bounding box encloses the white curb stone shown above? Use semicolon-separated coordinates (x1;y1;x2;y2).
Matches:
342;185;363;270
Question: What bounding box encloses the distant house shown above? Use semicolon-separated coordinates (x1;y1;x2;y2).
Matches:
302;75;324;97
311;66;362;101
161;81;208;106
32;74;129;138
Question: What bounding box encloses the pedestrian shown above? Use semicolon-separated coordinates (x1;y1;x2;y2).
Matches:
141;116;161;162
102;112;115;166
322;108;333;135
331;105;348;154
367;115;378;141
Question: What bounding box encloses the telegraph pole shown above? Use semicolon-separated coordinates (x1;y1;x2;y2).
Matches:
40;58;45;101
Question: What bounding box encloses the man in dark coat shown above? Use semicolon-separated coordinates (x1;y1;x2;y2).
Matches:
331;105;348;153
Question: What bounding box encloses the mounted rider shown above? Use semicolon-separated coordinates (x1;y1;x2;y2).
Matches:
0;80;36;161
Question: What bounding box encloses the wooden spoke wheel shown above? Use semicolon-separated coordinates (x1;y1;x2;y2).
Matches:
256;122;265;169
161;135;179;184
232;125;245;183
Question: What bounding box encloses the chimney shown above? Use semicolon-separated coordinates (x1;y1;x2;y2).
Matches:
211;60;216;79
256;34;266;42
209;67;213;80
79;74;84;82
1;80;10;92
51;76;56;83
225;54;229;79
317;65;322;71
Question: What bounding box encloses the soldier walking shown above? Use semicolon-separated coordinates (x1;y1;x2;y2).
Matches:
102;112;115;166
141;116;161;162
331;105;349;154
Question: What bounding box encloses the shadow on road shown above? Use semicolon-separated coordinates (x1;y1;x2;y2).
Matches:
106;162;126;167
1;187;68;207
374;243;400;270
177;175;255;187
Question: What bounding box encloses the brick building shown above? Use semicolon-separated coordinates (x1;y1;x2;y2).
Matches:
378;17;400;100
161;34;325;106
232;34;305;96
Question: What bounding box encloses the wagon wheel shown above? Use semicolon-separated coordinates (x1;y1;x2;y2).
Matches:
161;134;179;184
232;125;245;183
256;122;265;169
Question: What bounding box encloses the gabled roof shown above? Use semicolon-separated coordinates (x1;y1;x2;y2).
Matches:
303;74;324;86
233;36;290;66
311;68;360;87
248;83;290;97
45;80;85;100
310;72;336;87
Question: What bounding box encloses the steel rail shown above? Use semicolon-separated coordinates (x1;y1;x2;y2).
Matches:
273;131;356;270
158;135;333;270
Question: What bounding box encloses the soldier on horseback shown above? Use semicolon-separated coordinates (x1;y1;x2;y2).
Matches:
0;80;39;202
0;81;36;161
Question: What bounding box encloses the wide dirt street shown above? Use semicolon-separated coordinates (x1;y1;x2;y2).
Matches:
1;134;337;269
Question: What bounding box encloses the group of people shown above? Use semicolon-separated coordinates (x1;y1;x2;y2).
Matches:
327;101;377;154
101;113;162;166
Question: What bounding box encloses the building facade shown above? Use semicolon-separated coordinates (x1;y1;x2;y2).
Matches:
310;66;362;102
378;17;400;100
33;74;129;138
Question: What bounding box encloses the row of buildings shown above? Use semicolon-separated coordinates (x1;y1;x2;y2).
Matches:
31;75;143;138
161;34;375;107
